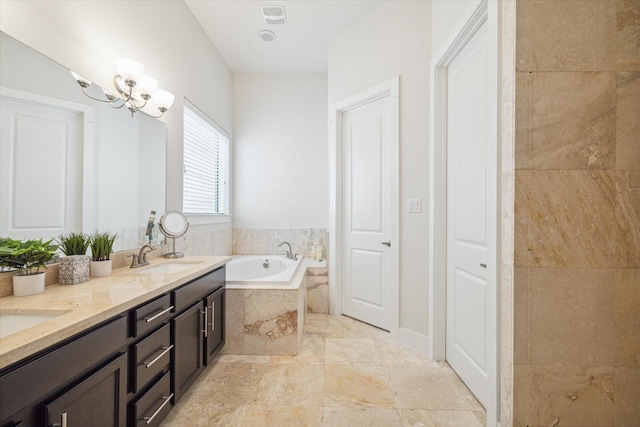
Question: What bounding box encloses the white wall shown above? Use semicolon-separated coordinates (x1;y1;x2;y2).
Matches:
0;0;234;254
233;74;328;229
431;0;482;56
328;1;431;339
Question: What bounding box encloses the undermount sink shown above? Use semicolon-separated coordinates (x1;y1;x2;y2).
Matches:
0;312;67;339
137;262;202;274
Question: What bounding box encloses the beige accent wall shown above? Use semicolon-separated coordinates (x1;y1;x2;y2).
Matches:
514;1;640;425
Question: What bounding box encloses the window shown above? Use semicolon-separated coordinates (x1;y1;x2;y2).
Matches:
183;100;229;215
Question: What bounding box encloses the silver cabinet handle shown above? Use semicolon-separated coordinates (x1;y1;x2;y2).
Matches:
381;241;391;247
143;345;174;369
480;263;487;268
202;309;208;338
144;306;174;323
143;393;173;425
210;304;215;332
52;412;67;427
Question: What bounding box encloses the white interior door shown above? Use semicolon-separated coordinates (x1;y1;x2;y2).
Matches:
0;97;83;240
342;96;393;330
445;18;497;411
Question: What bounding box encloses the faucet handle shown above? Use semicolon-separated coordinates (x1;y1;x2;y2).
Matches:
128;254;139;268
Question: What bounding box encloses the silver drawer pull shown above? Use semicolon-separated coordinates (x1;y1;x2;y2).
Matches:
52;412;67;427
143;393;173;425
202;309;208;338
144;306;174;323
143;345;174;369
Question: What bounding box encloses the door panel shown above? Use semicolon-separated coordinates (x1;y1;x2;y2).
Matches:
342;96;392;330
350;249;383;307
0;98;82;240
445;19;496;410
171;302;203;403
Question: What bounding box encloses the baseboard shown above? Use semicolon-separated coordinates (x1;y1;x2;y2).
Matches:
397;327;430;353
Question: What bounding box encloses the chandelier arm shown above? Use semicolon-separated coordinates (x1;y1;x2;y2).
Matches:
81;87;117;104
137;108;164;119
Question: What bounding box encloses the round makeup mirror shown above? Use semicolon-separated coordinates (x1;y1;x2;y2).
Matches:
159;210;189;258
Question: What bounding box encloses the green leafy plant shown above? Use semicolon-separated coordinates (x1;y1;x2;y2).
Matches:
0;238;59;276
57;232;91;256
90;232;117;261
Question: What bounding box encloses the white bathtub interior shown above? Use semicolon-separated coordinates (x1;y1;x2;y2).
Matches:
226;255;303;285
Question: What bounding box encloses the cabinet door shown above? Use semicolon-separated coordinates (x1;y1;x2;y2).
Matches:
45;353;127;427
171;302;203;403
204;286;225;365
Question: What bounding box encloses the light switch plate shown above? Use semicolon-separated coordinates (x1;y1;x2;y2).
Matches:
407;198;421;213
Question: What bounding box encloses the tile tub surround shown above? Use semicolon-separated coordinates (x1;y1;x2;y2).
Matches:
514;0;640;425
162;314;486;427
0;255;230;368
221;258;328;356
307;265;329;314
233;228;329;260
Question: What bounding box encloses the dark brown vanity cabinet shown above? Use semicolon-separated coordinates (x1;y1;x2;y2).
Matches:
171;302;204;402
0;316;128;427
171;266;225;403
0;264;226;427
45;353;127;427
204;286;225;365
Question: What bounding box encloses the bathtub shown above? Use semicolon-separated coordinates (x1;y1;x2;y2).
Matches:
222;255;324;355
225;255;304;289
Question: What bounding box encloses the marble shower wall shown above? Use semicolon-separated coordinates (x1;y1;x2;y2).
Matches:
514;1;640;426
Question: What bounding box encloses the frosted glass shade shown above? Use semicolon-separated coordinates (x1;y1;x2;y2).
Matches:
70;70;91;86
115;57;144;82
137;75;158;95
154;89;175;110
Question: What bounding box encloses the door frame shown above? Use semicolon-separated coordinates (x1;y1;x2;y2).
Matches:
428;0;500;424
329;77;400;337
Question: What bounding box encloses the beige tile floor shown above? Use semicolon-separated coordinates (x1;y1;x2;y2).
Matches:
162;313;486;427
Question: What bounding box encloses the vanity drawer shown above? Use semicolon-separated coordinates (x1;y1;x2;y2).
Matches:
131;294;173;337
173;266;225;312
132;323;171;393
133;371;172;427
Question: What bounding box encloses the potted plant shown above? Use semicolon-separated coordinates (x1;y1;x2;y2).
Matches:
57;232;91;285
0;237;58;296
89;232;117;276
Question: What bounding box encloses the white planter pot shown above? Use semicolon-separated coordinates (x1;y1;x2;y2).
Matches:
90;259;113;277
13;272;46;296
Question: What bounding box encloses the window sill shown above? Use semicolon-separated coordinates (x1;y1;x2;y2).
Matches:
185;214;231;226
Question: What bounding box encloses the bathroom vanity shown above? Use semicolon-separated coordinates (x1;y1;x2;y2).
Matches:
0;256;229;427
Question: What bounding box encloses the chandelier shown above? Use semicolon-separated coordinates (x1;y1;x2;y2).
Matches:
70;57;174;118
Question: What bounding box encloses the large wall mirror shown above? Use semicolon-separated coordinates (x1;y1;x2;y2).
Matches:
0;32;166;252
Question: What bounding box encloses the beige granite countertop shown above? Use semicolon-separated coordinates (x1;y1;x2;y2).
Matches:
0;256;231;369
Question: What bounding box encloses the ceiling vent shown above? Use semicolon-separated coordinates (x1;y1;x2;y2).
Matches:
262;5;287;25
258;30;277;42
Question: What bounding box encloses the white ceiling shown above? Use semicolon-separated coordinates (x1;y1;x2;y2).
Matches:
184;0;384;74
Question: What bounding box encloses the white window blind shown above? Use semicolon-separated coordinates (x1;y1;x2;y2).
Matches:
183;101;229;215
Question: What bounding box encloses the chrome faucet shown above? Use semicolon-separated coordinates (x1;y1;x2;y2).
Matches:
128;244;156;268
278;241;297;260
